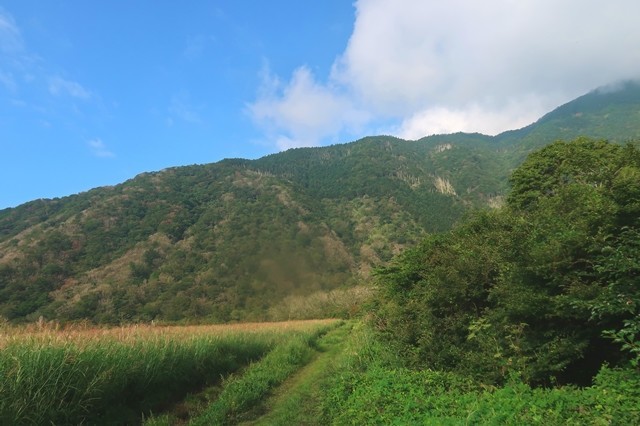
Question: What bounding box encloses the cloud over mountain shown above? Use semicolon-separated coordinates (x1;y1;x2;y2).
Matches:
249;0;640;148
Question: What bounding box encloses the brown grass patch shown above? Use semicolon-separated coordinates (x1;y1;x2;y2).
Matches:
0;319;340;348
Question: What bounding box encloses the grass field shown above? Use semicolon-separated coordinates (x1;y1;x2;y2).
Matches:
0;319;339;425
2;319;638;425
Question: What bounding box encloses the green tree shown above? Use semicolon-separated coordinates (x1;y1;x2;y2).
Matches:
374;138;640;385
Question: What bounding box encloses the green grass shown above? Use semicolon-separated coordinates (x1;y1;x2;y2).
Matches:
0;320;338;425
4;319;635;425
241;322;353;425
320;323;640;425
0;335;271;425
190;321;342;425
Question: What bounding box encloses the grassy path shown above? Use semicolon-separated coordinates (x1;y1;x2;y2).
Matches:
141;321;342;426
238;322;352;426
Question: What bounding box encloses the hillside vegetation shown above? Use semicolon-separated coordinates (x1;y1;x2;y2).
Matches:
318;137;640;424
1;137;639;424
2;82;640;324
373;138;640;386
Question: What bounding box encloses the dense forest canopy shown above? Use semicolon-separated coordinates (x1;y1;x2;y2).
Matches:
373;138;640;385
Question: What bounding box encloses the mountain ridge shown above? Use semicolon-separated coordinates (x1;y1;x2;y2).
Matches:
2;81;640;323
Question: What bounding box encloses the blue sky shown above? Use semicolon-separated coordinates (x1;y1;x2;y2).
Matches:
2;1;640;209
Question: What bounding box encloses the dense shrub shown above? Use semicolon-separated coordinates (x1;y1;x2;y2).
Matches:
373;138;640;385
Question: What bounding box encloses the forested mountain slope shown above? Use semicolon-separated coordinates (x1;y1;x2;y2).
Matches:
497;80;640;155
1;81;640;323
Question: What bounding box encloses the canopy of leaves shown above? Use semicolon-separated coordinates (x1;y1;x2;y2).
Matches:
374;138;640;385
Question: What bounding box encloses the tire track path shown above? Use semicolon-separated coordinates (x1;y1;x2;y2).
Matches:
239;323;352;425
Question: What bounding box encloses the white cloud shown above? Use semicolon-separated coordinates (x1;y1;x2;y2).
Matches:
88;139;115;158
248;66;368;149
49;76;92;99
250;0;640;148
0;9;23;53
335;0;640;112
0;9;37;79
396;98;546;140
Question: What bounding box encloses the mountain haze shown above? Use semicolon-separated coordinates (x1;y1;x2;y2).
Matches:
2;82;640;323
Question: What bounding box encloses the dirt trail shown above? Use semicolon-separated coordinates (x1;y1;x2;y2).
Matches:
238;323;352;426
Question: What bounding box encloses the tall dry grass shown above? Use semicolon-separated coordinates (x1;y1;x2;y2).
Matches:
0;318;339;347
0;319;338;425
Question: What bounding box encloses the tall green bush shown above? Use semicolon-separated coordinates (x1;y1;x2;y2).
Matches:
374;138;640;384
